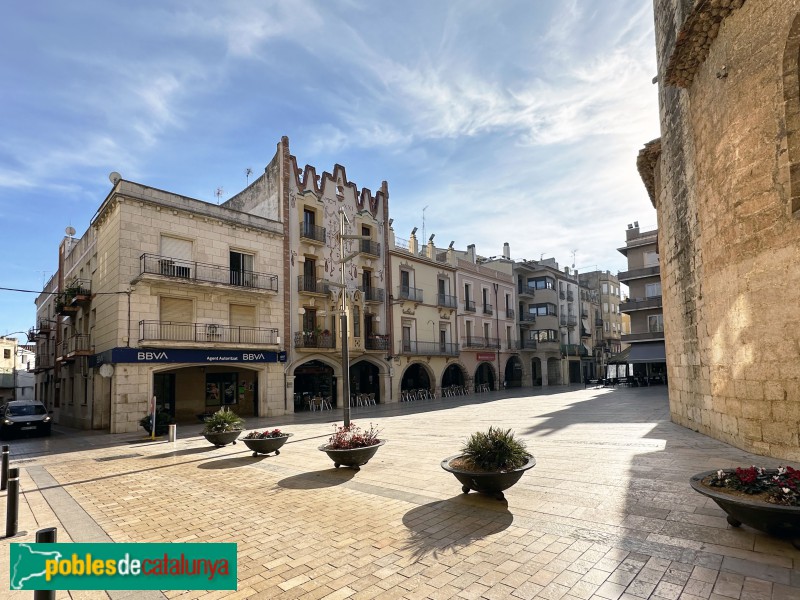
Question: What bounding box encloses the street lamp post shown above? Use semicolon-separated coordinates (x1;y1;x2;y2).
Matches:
335;208;371;428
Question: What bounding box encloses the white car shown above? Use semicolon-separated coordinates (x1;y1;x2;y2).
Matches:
0;401;52;439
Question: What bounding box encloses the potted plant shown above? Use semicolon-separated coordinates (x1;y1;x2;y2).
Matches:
242;428;293;456
318;422;384;470
441;426;536;500
202;408;244;447
690;466;800;548
139;411;173;436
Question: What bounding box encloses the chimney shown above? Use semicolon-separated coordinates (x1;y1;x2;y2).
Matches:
503;242;510;259
409;227;419;255
467;244;476;264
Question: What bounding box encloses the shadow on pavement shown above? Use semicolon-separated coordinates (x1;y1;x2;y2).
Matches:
277;468;357;489
197;455;268;470
401;495;513;560
145;446;221;459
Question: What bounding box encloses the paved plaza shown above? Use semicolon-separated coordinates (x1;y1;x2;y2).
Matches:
2;385;799;600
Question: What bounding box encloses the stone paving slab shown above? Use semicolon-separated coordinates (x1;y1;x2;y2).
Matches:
1;386;799;599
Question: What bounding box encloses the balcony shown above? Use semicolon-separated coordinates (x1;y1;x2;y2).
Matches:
518;285;535;297
55;293;79;316
359;239;381;258
559;290;566;299
298;276;331;296
57;334;93;361
462;336;501;349
483;303;493;315
33;353;54;372
620;296;662;312
561;344;589;357
519;313;536;324
140;254;278;292
464;300;476;312
65;279;92;306
437;293;457;309
560;315;577;327
505;308;515;320
581;308;589;318
365;335;390;351
400;341;459;356
294;332;335;349
621;330;665;343
398;285;423;302
140;321;279;345
511;339;537;350
300;222;326;244
567;291;574;301
595;317;604;327
617;265;660;282
359;286;385;303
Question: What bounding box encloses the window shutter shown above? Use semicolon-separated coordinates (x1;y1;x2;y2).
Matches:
230;304;256;328
160;236;193;261
160;297;192;323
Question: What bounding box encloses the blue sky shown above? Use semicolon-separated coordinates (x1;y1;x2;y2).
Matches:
0;1;660;339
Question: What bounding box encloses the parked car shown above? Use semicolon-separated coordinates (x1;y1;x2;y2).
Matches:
0;401;52;439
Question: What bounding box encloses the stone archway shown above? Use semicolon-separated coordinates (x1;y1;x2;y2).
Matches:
531;357;542;386
546;357;561;386
474;362;496;391
350;359;381;403
442;363;466;389
400;363;432;393
293;359;336;412
504;356;522;388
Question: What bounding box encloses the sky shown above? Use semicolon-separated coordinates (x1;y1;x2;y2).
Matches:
0;0;660;339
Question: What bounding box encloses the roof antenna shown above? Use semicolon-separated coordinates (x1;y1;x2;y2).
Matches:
215;187;224;205
245;167;253;185
422;205;429;243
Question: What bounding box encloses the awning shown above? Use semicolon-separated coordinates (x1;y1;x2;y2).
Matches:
582;342;592;355
627;341;666;364
581;318;591;331
607;346;631;364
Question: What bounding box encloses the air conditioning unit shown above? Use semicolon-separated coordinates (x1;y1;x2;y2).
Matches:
206;324;220;337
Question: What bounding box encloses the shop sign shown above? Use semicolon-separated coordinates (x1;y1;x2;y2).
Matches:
476;353;496;361
92;348;287;365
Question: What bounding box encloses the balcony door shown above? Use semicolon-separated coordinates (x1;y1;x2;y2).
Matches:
159;297;193;340
159;236;193;277
230;251;255;286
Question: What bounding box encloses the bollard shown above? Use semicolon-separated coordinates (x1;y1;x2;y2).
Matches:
33;527;57;600
5;467;19;537
168;424;177;443
1;444;8;491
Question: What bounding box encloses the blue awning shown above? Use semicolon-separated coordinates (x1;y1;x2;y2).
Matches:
627;342;666;363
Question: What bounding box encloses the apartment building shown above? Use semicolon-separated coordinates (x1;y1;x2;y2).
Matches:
388;229;461;398
34;179;285;433
617;223;666;382
0;337;17;403
578;270;623;377
224;137;391;410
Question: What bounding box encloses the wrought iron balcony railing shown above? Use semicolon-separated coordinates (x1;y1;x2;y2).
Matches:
511;339;537;350
294;332;335;349
464;300;476;312
483;303;493;315
399;341;459;356
437;293;457;309
505;308;515;320
461;336;501;349
365;335;390;351
298;275;330;295
358;286;385;303
300;222;326;243
140;321;278;344
360;239;381;257
519;313;536;323
140;254;278;292
561;343;588;357
398;285;423;302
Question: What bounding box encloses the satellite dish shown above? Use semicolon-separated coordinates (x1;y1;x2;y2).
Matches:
98;364;114;378
65;226;76;237
109;171;121;185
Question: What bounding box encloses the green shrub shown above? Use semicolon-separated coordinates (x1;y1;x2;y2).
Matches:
202;408;244;434
139;411;173;435
461;426;531;471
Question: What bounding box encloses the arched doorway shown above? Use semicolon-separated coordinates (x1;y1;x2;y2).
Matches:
442;363;465;388
474;362;495;391
504;356;522;388
531;358;542;386
293;360;336;412
401;363;431;395
350;360;380;403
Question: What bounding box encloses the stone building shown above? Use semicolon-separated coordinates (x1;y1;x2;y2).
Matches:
578;270;623;377
0;337;17;403
640;0;800;459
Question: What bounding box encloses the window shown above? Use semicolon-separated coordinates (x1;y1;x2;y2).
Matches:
464;282;471;301
645;282;662;298
605;322;610;332
353;305;361;338
648;314;664;332
529;303;556;316
230;304;256;343
230;251;255;286
302;308;317;333
603;302;609;314
400;270;410;290
528;277;554;290
533;329;558;342
402;326;412;352
483;322;490;339
602;283;608;294
3;349;9;359
644;251;659;267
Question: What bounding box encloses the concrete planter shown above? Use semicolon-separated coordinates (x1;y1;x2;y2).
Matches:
202;430;241;447
690;470;800;548
242;434;293;456
441;455;537;500
318;440;385;471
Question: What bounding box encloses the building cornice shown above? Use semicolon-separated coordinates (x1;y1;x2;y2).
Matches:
637;138;662;207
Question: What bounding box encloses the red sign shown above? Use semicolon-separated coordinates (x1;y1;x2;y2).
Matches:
476;353;496;361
